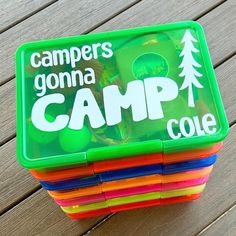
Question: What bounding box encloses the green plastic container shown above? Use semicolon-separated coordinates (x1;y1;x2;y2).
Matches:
16;21;228;169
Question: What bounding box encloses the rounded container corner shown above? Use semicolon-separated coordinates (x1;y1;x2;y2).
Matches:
188;20;204;31
15;42;32;64
215;122;229;142
16;150;34;169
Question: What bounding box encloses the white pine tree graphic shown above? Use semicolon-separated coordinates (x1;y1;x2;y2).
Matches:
179;30;203;107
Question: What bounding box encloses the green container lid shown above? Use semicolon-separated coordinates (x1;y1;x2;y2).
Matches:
16;21;228;169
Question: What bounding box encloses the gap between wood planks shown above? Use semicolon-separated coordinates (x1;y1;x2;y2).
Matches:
192;0;227;21
0;0;233;230
81;0;143;35
0;185;41;216
196;202;236;235
0;0;59;35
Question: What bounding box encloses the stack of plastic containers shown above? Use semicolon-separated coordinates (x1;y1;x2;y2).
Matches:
16;21;228;219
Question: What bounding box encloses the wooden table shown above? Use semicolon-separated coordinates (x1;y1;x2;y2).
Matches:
0;0;235;235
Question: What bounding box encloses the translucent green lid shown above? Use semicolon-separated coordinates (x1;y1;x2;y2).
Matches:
16;21;228;169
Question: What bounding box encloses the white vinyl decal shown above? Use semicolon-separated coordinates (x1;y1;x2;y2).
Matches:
179;30;203;107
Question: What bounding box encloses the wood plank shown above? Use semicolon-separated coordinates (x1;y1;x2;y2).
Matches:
0;189;108;236
199;204;236;236
0;0;138;85
216;56;236;124
0;56;235;235
0;139;39;214
0;79;15;145
198;0;236;66
93;0;223;33
0;0;231;144
76;124;236;236
0;0;56;33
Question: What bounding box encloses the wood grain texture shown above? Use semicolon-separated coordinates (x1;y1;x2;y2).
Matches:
0;0;56;33
198;0;236;66
0;189;107;236
93;0;224;32
0;0;231;144
78;125;236;236
199;204;236;236
216;56;236;124
0;0;138;85
0;79;15;145
0;139;39;214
